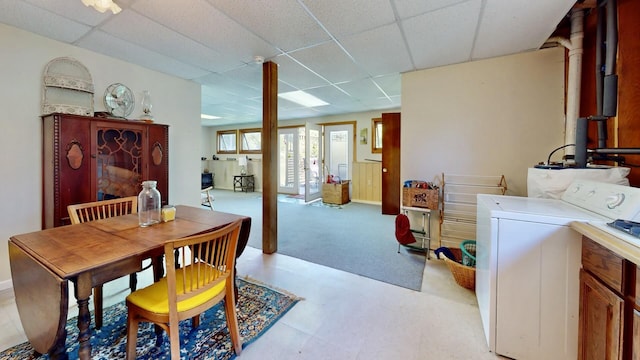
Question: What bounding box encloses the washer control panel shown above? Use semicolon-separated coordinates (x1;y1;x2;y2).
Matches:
562;180;640;221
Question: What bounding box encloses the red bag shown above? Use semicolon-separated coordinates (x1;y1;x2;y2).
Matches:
394;214;416;245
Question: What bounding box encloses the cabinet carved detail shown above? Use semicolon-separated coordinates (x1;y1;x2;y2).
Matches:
151;142;163;166
65;140;84;170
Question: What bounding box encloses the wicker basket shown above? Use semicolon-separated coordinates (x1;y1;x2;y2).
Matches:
443;247;476;291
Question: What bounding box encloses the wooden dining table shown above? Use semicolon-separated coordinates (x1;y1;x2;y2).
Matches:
8;205;251;360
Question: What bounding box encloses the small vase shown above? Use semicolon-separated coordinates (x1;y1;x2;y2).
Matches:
138;180;161;227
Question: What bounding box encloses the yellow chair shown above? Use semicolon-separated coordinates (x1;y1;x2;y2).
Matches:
67;196;139;329
125;219;243;359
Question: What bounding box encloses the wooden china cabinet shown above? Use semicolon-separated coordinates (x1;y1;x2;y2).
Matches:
42;113;169;228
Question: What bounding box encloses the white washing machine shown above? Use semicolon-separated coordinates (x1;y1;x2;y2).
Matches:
476;180;640;360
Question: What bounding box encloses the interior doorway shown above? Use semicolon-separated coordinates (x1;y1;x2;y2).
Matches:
277;124;323;201
277;123;354;202
323;124;353;183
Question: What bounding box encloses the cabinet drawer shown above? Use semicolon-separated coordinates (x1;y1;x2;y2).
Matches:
582;237;624;294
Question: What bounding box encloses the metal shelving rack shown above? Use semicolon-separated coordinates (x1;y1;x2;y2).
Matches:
439;173;507;248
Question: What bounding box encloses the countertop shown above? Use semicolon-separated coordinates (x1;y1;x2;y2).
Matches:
571;221;640;265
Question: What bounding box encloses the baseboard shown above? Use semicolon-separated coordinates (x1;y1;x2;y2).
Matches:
351;199;382;206
0;279;13;292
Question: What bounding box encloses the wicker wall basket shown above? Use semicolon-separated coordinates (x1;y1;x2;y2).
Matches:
443;247;476;291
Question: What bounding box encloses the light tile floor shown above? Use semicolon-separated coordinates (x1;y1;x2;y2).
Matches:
0;247;504;359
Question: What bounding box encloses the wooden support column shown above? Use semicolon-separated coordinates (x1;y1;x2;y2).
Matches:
262;61;278;253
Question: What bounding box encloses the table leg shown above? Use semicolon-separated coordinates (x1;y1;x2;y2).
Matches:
76;298;92;359
74;273;93;360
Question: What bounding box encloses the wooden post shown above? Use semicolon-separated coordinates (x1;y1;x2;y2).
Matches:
262;61;278;254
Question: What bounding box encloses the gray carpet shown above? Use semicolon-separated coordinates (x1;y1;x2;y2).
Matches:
208;190;426;290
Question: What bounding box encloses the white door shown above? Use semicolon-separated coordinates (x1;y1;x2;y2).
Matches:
323;124;353;184
278;128;300;195
304;123;322;202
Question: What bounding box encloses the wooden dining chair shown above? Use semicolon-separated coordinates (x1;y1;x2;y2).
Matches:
125;219;243;359
67;196;139;329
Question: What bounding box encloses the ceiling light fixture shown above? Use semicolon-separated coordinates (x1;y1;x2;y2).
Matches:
278;90;329;108
201;114;221;120
81;0;122;14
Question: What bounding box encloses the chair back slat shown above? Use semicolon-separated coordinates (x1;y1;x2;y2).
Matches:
68;196;137;224
165;220;242;305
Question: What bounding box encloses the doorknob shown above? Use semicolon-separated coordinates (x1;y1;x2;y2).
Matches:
382;168;388;172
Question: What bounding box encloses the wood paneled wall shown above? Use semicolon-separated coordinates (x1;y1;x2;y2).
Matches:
581;0;640;186
351;161;382;203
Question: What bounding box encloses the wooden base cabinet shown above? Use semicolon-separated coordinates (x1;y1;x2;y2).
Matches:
578;269;624;359
578;237;636;360
42;113;169;228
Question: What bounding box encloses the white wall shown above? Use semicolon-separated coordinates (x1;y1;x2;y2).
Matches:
0;24;202;287
402;48;566;195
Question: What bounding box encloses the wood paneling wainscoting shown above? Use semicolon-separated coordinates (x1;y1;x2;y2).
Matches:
351;161;382;203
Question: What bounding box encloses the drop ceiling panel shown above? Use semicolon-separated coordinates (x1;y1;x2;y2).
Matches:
304;85;354;107
130;0;279;63
339;23;414;76
337;78;388;102
473;0;576;59
23;0;111;27
273;54;329;90
77;30;211;79
288;42;369;83
0;1;91;43
220;64;264;90
300;0;395;37
208;0;330;52
372;73;402;97
99;10;238;73
402;0;481;69
393;0;469;19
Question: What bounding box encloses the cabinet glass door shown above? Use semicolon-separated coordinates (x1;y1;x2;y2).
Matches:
96;127;143;200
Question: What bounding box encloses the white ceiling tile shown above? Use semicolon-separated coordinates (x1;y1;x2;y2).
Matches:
208;0;330;52
273;54;329;90
402;0;482;69
392;0;468;19
76;30;210;79
300;0;395;37
99;10;240;73
0;0;92;43
339;23;414;75
337;78;388;102
372;73;402;97
288;42;369;83
22;0;113;26
304;85;354;106
131;0;280;63
473;0;576;59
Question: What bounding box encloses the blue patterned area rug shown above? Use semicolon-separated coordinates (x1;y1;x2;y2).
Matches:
1;278;300;360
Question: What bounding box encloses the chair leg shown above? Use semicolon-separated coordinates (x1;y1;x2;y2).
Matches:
93;286;103;329
125;309;139;360
168;323;181;360
224;286;242;355
129;273;137;292
191;314;201;328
